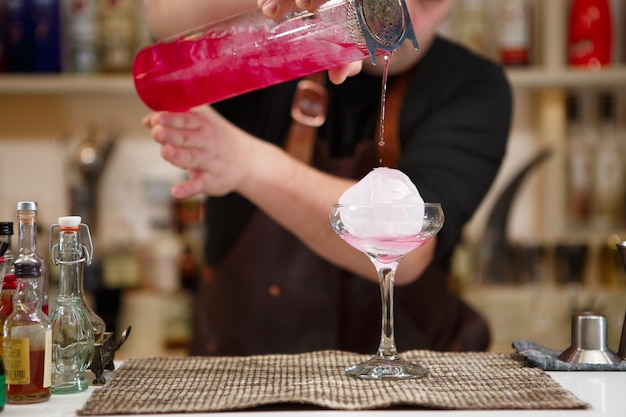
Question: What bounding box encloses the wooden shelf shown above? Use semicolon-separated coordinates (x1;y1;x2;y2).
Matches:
0;74;135;95
1;66;626;96
507;67;626;89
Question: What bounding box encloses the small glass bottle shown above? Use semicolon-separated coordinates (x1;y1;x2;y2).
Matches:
3;262;51;404
0;222;16;361
15;202;49;315
0;222;14;274
49;216;95;394
132;0;417;111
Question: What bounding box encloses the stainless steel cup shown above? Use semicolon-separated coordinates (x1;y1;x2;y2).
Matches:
558;311;622;364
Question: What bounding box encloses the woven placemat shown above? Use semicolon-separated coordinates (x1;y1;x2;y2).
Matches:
78;350;587;415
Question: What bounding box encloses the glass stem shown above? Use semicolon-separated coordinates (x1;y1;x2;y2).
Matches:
374;260;400;359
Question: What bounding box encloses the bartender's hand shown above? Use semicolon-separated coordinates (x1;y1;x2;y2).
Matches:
143;107;265;200
258;0;363;84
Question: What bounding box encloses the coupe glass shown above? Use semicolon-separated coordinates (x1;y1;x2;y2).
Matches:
329;203;444;380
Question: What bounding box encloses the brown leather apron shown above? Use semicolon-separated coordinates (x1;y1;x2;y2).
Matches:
190;72;490;356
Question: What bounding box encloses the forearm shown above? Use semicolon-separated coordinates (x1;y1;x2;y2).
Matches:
143;0;258;39
237;141;436;284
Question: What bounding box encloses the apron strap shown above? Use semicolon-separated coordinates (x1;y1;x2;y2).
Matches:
285;68;414;167
284;72;328;164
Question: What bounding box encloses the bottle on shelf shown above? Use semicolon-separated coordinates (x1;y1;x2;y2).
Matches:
30;0;62;73
99;0;136;73
568;0;613;69
3;260;51;403
565;94;594;227
0;222;16;361
49;216;95;394
454;0;489;58
496;0;531;66
15;201;49;315
4;0;30;72
591;92;625;230
61;0;101;73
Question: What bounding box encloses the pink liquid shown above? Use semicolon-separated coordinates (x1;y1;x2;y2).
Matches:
133;4;371;112
341;234;429;263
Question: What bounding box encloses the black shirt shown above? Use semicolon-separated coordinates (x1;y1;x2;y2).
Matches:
207;36;512;268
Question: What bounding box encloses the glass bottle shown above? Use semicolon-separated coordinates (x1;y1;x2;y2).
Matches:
51;218;106;345
592;93;625;230
0;222;13;273
132;0;418;111
565;94;593;227
49;216;95;394
496;0;531;66
15;202;49;315
100;0;136;72
62;0;101;73
3;262;51;404
0;222;16;361
568;0;613;69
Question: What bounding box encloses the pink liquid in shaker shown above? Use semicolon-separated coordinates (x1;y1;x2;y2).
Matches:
132;3;370;112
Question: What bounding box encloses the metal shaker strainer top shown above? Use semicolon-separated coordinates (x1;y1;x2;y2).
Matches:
349;0;419;63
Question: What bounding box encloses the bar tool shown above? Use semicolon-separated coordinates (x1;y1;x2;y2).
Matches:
558;311;622;364
89;325;132;385
615;241;626;359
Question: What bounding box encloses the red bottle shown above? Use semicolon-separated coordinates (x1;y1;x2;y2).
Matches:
568;0;613;68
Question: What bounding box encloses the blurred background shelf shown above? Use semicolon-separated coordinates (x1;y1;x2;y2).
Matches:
0;74;135;95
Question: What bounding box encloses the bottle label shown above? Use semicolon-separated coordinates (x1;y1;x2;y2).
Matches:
44;329;51;388
4;338;30;384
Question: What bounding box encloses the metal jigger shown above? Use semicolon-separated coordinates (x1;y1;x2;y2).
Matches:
616;241;626;359
558;312;622;364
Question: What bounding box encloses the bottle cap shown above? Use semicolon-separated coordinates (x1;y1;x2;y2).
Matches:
0;222;13;236
59;216;82;227
2;273;17;290
14;262;41;278
17;201;38;211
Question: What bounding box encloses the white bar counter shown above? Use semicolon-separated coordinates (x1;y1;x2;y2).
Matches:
5;370;626;417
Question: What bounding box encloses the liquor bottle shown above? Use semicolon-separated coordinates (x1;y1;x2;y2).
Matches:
0;222;16;361
15;202;48;315
62;0;101;73
49;216;95;393
3;262;51;404
591;93;625;230
496;0;530;66
568;0;613;68
30;0;62;72
454;0;489;57
565;95;593;227
132;0;418;111
4;0;31;72
0;221;14;277
99;0;135;72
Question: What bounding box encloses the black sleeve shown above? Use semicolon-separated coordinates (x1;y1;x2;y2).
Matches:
397;39;513;263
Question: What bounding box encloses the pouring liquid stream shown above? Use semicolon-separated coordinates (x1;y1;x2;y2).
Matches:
378;52;393;167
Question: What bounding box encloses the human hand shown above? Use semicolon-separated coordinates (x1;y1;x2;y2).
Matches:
142;107;256;200
257;0;363;83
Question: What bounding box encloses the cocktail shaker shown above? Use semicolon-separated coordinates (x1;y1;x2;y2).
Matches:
132;0;418;111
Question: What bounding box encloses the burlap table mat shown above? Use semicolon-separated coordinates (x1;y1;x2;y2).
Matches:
78;350;587;415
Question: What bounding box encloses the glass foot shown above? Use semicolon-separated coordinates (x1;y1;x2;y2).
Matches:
345;355;428;380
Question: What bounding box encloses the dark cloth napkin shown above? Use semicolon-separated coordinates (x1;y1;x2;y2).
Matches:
513;340;626;371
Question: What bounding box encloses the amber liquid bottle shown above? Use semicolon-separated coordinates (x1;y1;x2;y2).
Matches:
4;260;51;402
